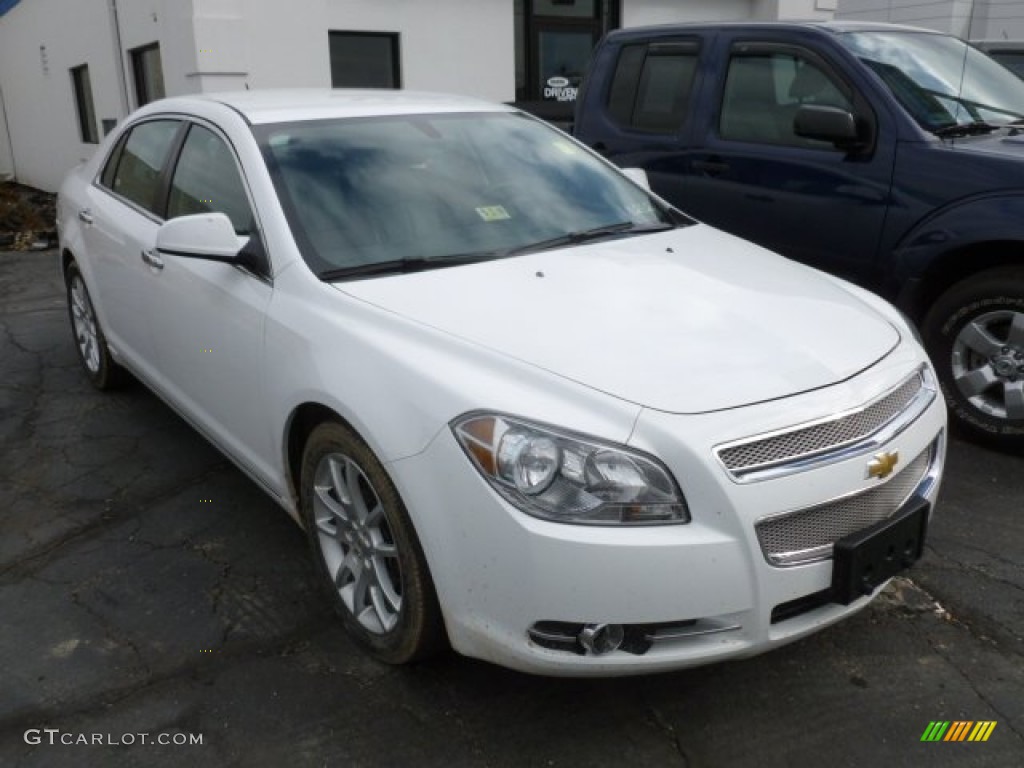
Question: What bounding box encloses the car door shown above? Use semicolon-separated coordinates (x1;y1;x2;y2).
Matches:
81;119;183;380
680;37;895;285
149;121;276;483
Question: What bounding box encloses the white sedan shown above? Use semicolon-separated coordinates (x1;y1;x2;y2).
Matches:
57;90;946;676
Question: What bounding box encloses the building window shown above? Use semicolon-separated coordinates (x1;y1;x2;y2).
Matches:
70;64;98;144
131;43;165;107
329;31;401;89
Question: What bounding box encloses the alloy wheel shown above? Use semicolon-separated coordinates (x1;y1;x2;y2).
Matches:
951;309;1024;421
70;275;101;374
312;452;403;635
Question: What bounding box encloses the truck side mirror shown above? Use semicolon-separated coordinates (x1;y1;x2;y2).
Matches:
794;105;862;150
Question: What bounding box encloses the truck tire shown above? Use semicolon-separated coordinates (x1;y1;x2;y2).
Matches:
922;267;1024;451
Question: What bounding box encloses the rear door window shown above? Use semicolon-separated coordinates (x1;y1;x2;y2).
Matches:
606;41;700;134
107;120;181;214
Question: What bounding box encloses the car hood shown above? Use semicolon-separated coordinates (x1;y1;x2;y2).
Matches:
334;225;900;413
944;129;1024;160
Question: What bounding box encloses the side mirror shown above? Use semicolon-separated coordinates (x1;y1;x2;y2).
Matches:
156;213;256;269
621;167;652;191
794;105;862;150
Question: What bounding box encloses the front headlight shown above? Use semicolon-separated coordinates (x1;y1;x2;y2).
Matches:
452;413;689;525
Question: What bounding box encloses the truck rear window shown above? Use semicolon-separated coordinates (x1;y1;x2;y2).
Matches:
607;41;700;134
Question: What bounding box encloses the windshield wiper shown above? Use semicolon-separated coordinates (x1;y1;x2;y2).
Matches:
318;251;498;281
504;221;676;257
932;121;1002;138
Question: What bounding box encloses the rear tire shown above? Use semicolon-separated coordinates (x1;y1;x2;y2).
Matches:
65;262;124;390
300;421;446;664
922;267;1024;451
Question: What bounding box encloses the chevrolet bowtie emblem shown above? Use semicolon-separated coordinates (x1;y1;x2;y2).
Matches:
867;451;899;480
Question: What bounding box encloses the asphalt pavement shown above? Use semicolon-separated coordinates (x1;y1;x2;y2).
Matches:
1;249;1021;767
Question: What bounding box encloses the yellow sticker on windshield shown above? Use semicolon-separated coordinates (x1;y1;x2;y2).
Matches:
475;205;511;222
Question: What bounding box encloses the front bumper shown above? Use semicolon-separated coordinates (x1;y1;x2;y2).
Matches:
389;349;946;676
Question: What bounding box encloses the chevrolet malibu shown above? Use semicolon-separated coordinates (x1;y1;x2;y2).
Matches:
57;90;946;676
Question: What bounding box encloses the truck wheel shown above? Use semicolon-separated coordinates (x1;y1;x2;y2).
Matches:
922;267;1024;451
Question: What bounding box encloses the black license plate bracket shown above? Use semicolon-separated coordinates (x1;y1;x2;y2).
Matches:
831;496;930;605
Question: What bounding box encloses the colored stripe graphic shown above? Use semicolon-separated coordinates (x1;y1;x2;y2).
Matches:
921;721;997;742
921;722;949;741
968;722;997;742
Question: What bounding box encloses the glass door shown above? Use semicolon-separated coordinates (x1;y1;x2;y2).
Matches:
515;0;618;126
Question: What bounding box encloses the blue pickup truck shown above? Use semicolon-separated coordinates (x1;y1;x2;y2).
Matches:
574;21;1024;449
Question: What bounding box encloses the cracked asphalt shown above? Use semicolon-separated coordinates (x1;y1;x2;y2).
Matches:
1;249;1022;767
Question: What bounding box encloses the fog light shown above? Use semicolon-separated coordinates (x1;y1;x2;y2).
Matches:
578;623;624;655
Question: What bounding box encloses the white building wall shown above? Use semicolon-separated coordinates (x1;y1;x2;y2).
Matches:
624;0;834;26
0;0;124;192
0;88;14;181
835;0;1024;39
182;0;513;102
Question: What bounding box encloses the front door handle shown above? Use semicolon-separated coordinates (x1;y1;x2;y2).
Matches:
692;159;731;177
78;208;94;225
141;249;164;270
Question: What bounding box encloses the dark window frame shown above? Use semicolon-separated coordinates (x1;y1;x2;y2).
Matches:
328;30;402;89
130;42;165;107
70;63;99;144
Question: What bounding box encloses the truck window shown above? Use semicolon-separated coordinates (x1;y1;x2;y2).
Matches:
607;42;699;134
720;51;852;148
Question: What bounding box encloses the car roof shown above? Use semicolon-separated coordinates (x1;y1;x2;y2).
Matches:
606;19;946;41
148;89;514;125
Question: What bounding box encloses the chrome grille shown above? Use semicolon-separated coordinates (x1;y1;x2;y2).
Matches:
755;444;933;566
719;373;924;474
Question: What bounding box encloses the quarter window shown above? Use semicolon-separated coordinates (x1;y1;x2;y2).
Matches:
329;31;401;89
168;125;254;234
70;64;98;144
108;120;180;214
720;50;853;148
607;42;699;133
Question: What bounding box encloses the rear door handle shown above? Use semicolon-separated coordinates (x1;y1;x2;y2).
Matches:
692;159;730;176
78;208;94;225
141;249;164;270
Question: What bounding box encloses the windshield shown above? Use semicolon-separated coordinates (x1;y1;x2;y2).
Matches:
839;31;1024;132
255;112;680;277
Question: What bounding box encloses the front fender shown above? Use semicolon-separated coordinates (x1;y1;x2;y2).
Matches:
892;192;1024;284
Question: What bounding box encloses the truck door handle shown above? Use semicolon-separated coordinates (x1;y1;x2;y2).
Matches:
692;159;730;176
141;249;164;270
78;208;94;225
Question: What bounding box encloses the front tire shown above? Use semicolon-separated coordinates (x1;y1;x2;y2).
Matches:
923;267;1024;451
65;261;124;390
300;421;446;664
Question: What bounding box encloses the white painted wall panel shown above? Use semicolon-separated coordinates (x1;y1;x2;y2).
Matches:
0;0;123;191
